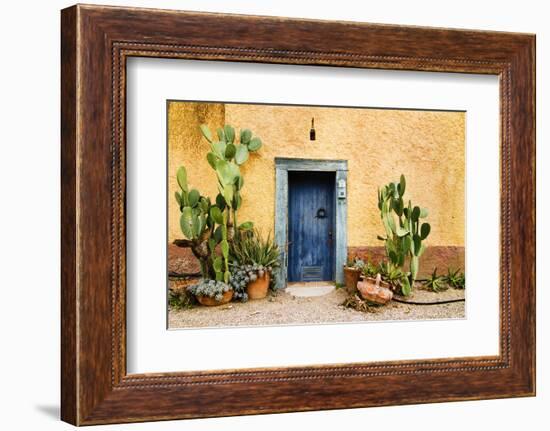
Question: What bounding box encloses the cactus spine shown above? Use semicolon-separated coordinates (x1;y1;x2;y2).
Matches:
377;174;431;295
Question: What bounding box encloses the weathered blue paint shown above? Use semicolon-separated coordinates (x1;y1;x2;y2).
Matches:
288;171;335;282
274;158;348;288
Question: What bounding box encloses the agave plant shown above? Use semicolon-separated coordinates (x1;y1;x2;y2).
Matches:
424;268;447;292
231;229;281;269
229;229;281;301
444;268;466;289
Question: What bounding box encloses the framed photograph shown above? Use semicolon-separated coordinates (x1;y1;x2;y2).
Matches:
61;4;535;425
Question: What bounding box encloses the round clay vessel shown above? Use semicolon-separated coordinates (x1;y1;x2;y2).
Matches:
196;290;233;306
246;273;270;300
357;274;393;305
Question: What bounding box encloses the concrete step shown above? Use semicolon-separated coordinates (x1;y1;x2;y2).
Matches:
285;283;336;297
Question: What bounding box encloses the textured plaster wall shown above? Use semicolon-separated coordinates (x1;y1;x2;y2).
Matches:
168;102;225;242
168;102;465;249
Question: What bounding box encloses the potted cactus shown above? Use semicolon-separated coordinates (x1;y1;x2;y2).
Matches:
229;230;280;300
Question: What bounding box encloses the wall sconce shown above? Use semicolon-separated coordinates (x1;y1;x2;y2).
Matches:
310;117;316;141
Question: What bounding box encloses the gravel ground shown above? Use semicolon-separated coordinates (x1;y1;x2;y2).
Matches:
168;280;465;329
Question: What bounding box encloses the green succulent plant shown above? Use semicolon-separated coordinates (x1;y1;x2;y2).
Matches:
187;279;231;302
200;123;261;236
377;174;431;294
168;287;195;310
231;229;281;269
444;268;466;289
424;268;447;292
377;261;411;296
359;260;378;278
346;257;365;270
174;124;263;283
229;229;281;301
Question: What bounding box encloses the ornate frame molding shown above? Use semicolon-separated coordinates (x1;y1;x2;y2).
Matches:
61;5;535;425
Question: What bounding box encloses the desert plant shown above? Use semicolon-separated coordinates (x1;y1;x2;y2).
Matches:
228;262;276;302
231;229;281;269
200;123;261;235
228;264;251;302
377;174;431;293
229;230;281;300
377;261;411;296
424;268;447;292
346;257;370;272
346;257;363;268
360;261;378;278
444;268;466;289
168;288;195;310
174;124;262;282
187;279;232;302
174;166;213;278
175;165;231;282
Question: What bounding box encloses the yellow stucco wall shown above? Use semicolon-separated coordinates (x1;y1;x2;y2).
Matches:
168;102;465;248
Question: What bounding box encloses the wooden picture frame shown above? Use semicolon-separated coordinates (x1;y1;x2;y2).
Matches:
61;4;535;425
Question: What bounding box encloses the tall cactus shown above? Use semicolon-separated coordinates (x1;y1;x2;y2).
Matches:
174;124;263;283
199;123;261;238
377;175;431;295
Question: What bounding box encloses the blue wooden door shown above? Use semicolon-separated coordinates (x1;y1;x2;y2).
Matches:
288;171;335;282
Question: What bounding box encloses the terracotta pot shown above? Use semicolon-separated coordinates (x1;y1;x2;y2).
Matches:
343;266;362;292
196;290;233;306
357;274;393;305
246;273;270;300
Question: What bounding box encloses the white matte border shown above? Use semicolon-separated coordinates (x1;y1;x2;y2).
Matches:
126;58;500;374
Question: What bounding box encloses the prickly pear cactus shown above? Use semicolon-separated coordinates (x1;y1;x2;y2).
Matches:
173;124;262;284
377;174;431;294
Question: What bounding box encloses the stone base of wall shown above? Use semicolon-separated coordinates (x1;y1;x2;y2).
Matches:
348;246;465;279
168;243;465;279
168;244;201;276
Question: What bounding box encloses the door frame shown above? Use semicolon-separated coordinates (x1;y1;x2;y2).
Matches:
274;158;348;288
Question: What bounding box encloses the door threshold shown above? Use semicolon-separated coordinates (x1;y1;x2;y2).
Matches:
285;282;336;297
287;281;335;288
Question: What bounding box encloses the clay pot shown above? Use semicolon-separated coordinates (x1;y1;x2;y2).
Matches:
357;274;393;305
343;266;362;292
246;273;270;300
196;290;233;306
